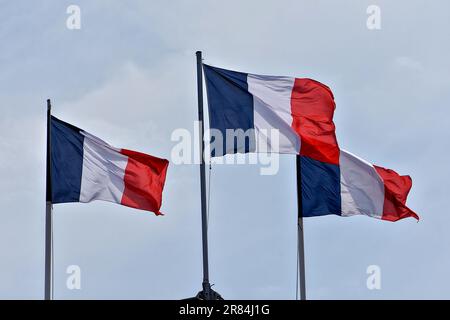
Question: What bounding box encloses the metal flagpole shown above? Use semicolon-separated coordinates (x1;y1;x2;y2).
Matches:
296;155;306;300
196;51;212;299
194;51;222;300
45;99;53;300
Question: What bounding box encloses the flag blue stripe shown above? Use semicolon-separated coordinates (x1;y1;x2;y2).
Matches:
203;64;255;156
51;116;84;203
300;156;341;217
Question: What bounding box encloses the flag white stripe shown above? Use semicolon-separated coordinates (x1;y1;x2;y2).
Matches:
340;150;385;218
247;74;300;154
79;132;128;204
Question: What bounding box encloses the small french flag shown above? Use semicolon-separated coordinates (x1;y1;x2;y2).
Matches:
302;150;419;221
50;116;169;215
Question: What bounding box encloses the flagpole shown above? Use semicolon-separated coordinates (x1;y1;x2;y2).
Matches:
195;51;214;300
296;155;306;300
45;99;53;300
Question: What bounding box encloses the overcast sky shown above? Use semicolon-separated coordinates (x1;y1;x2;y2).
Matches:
0;0;449;299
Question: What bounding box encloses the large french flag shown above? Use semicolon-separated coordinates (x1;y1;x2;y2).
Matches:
50;116;169;215
203;64;339;164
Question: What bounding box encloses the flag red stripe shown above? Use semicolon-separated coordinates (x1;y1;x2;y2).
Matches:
374;165;419;221
120;149;169;215
290;78;340;164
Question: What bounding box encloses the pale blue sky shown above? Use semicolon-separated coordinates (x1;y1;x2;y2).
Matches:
0;0;449;299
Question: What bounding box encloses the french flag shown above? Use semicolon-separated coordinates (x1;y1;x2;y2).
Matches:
203;64;418;221
203;64;339;164
302;150;419;221
50;116;169;215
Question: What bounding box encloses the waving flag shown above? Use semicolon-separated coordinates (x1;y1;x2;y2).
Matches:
301;149;419;221
203;64;339;164
50;116;169;215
